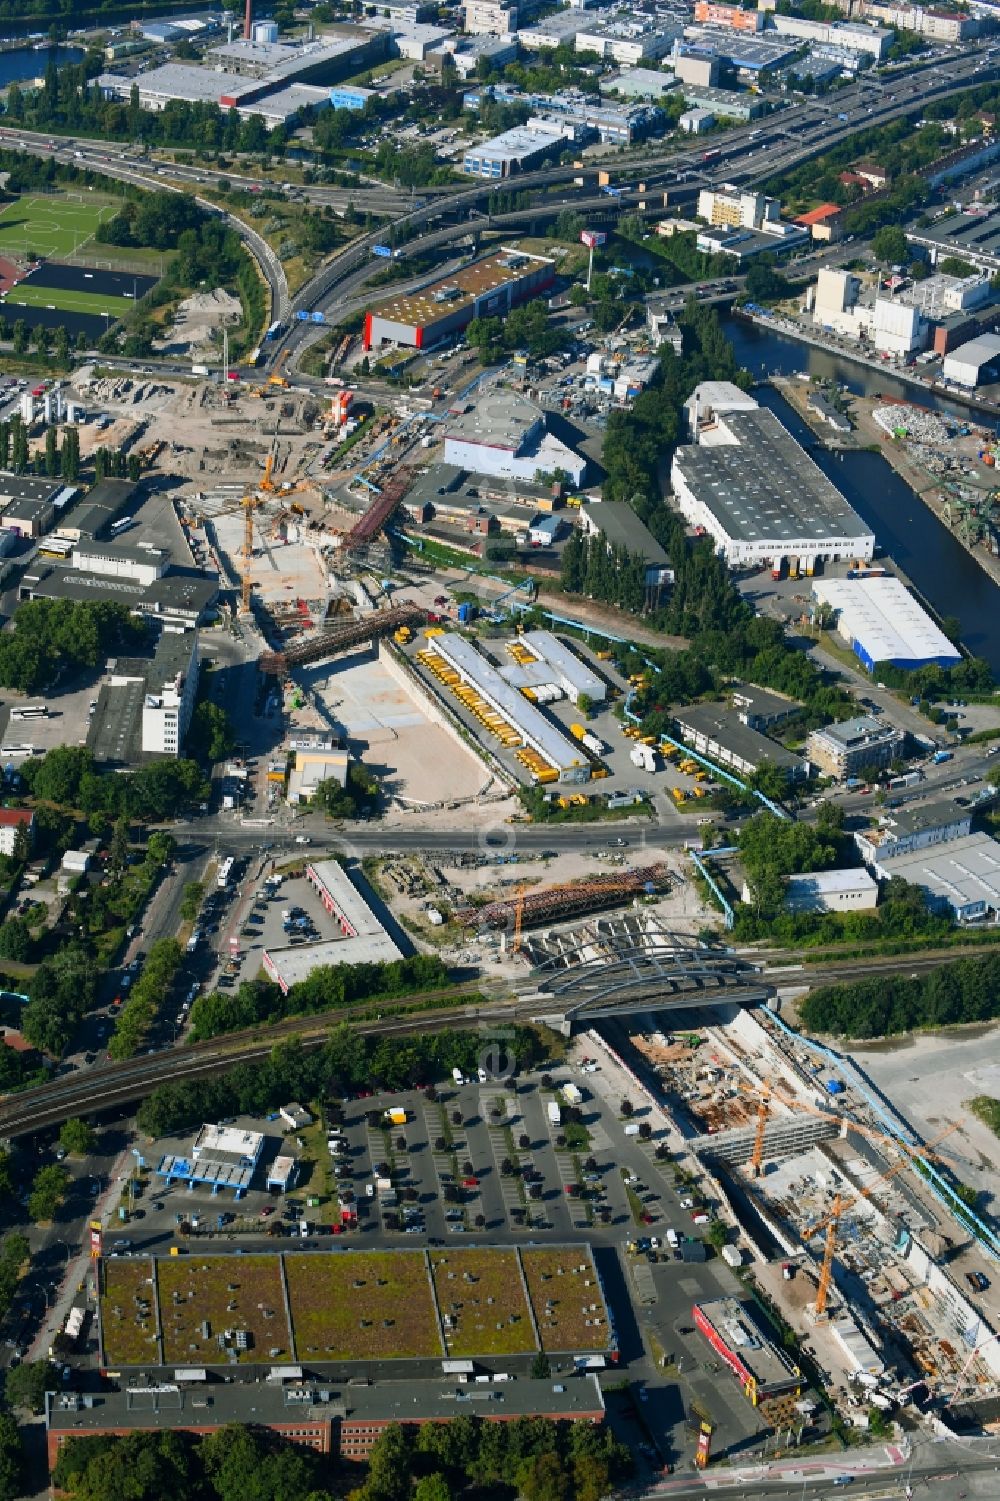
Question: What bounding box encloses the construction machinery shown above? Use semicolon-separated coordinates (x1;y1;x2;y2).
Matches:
749;1082;771;1179
805;1121;961;1318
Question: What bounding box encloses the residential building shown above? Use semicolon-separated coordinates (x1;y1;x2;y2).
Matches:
794;203;845;243
697;188;779;230
673;702;807;779
812;577;961;671
805;714;906;781
855;798;973;866
693;1;765;30
0;807;33;857
670;385;874;572
443;390;585;486
463;0;519;33
646;297;684;351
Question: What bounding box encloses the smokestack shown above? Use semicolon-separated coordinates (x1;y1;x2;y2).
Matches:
244;0;252;41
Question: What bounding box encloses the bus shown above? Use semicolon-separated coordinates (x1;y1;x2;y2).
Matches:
38;536;74;559
264;320;285;342
217;856;235;890
9;705;49;721
109;517;136;537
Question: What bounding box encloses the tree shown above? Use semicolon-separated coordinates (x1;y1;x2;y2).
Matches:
44;426;59;478
638;1121;652;1140
872;225;908;264
707;1219;728;1250
28;1163;69;1222
620;1099;634;1119
518;1451;570;1501
0;918;32;963
0;1413;23;1501
530;1351;551;1379
413;1476;453;1501
61;425;80;482
519;1132;531;1150
59;1118;97;1156
4;1360;56;1414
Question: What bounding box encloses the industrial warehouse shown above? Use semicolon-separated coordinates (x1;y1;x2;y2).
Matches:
811;576;962;671
670;383;875;572
362;249;556;352
261;859;402;992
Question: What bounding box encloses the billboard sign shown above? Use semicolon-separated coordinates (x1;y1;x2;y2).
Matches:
373;245;392;258
580;230;607;250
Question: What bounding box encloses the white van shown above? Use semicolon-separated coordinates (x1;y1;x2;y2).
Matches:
666;1228;679;1248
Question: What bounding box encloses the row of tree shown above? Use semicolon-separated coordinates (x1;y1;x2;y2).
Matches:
108;937;182;1060
800;949;1000;1038
187;952;448;1043
137;1023;546;1140
19;745;209;823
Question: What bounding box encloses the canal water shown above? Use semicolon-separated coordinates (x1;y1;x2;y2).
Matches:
722;315;1000;674
0;45;83;88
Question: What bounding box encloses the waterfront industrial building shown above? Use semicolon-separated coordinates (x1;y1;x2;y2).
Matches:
262;860;402;993
805;714;906;782
363;249;555;352
811;576;960;671
942;332;1000;388
670;384;874;572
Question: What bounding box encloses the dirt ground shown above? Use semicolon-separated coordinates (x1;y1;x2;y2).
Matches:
154;288;241;359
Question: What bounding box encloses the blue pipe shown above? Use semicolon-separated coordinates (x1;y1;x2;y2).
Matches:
689;849;734;929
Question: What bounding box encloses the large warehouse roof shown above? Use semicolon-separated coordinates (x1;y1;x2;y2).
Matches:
431;632;586;776
672;409;872;545
520;630;606;702
878;832;1000;919
812;576;960;668
944;332;1000;372
370;248;553;338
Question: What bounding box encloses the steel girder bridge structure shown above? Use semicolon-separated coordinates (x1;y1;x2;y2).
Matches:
528;923;773;1032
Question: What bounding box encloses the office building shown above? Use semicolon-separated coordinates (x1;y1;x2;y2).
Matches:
262;860;402;994
670;384;874;573
364;248;554;351
869;833;1000;923
88;631;200;765
681;31;800;79
811;577;961;671
72;540;167;589
855;799;973;866
47;1378;605;1472
728;683;801;732
462;123;571;178
673;702;807;779
770;14;892;58
575;20;680;64
20;565;217;633
517;11;593;47
679;84;767;121
463;0;519;34
443;390;585;486
805;715;906;781
329;83;376;110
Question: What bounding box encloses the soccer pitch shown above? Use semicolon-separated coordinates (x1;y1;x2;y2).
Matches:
0;193;118;260
4;284;131;318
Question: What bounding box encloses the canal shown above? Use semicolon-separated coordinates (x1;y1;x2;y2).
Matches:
0;46;83;87
723;315;1000;674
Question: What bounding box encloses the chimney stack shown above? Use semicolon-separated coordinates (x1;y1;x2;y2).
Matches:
244;0;252;41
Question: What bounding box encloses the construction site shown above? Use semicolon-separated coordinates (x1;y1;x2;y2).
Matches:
611;1003;1000;1426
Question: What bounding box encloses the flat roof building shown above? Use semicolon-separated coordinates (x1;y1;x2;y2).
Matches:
806;714;906;781
429;632;590;783
674;702;807;779
155;1121;266;1197
671;386;874;572
262;860;402;994
88;630;200;765
782;867;878;914
578;500;674;604
507;630;606;705
19;564;217;633
47;1376;605;1471
364;247;555;352
443;390;585;487
462;124;569;179
575;20;680;64
812;577;961;672
601;67;680;100
855;798;972;866
694;1298;802;1405
873;832;1000;923
942;332;1000;388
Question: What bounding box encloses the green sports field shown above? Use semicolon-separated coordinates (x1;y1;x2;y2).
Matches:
3;283;131;317
0;193;118;261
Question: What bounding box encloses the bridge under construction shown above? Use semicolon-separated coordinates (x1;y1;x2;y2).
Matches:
258;601;424;677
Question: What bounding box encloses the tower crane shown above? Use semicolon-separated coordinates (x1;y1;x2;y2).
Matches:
804;1121;960;1318
749;1081;771;1179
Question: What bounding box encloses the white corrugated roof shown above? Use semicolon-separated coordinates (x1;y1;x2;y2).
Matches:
812;576;960;665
